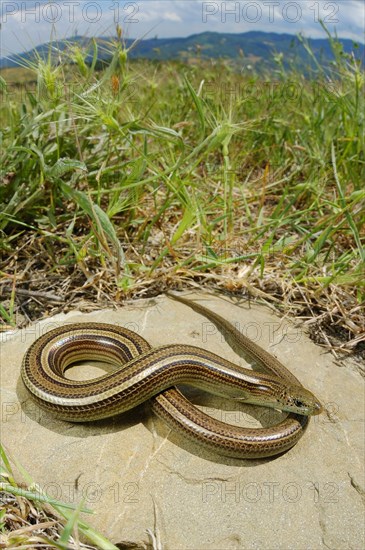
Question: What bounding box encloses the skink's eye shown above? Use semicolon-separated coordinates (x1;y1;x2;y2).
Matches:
293;399;305;408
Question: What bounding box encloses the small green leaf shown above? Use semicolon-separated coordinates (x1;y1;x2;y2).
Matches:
171;207;195;244
47;158;87;178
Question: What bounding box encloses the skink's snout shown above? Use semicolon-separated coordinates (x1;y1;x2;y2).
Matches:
311;398;323;415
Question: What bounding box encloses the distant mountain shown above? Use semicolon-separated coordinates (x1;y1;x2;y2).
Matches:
1;31;363;71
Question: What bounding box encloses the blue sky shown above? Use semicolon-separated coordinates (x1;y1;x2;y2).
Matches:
1;1;364;57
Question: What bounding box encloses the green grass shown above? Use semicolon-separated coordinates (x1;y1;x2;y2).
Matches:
0;32;364;338
0;444;119;549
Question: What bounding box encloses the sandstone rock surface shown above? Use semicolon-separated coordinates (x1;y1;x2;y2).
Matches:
1;294;364;549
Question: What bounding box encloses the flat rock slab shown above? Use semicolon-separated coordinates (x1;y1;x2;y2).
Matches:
1;294;364;549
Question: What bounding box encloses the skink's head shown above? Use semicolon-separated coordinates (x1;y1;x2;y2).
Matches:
236;382;323;416
279;385;323;416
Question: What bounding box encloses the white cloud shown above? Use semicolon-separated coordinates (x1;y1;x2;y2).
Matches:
162;11;182;22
